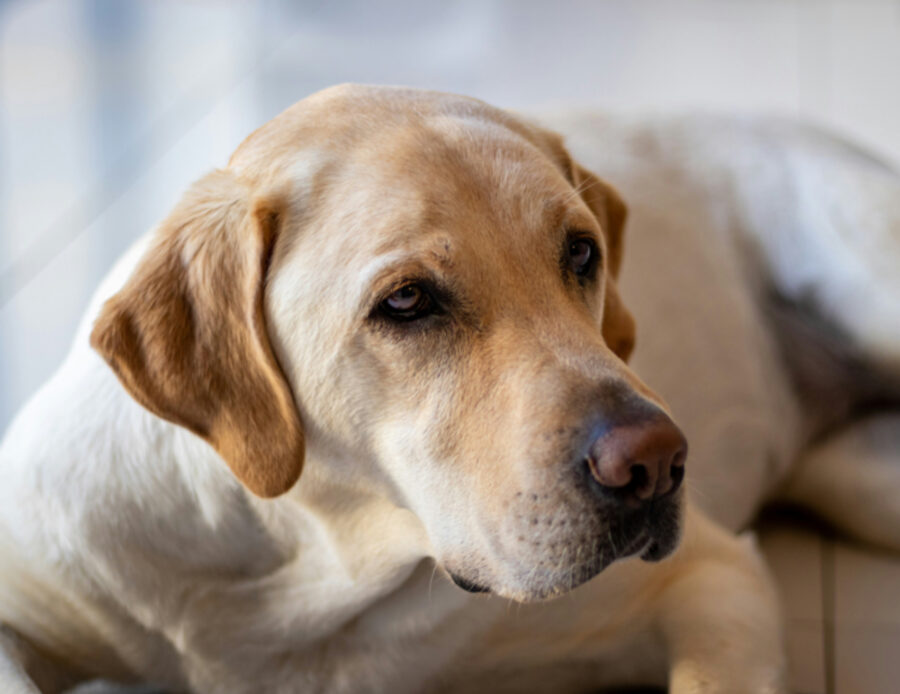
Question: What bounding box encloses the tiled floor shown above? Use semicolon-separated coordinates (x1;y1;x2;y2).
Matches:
758;509;900;694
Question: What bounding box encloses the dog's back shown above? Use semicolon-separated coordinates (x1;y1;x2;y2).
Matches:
552;112;900;530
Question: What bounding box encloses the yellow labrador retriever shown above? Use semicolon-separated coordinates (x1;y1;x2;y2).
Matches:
3;84;900;693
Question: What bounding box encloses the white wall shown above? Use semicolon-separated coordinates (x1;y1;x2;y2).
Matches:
2;0;899;431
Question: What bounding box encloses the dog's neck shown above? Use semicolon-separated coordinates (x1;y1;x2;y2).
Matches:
0;246;480;686
89;367;475;678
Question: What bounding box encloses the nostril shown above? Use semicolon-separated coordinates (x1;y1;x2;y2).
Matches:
629;464;648;490
665;447;687;495
624;463;652;500
583;414;688;504
669;461;685;491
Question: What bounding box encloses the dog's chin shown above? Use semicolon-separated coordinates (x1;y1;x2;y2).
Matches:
449;497;684;603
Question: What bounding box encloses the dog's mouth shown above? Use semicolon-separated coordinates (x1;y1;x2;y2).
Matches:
627;496;684;563
449;572;492;594
639;528;681;562
446;495;683;600
554;498;683;593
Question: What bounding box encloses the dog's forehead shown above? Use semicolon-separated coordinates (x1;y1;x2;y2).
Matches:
251;86;599;306
318;124;588;300
348;119;571;239
229;84;568;189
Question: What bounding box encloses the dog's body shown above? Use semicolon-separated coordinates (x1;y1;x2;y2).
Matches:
1;86;899;693
557;112;900;534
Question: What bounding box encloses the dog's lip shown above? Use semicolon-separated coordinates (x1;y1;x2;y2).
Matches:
623;532;652;556
639;530;680;561
611;527;652;561
639;509;682;562
449;571;491;594
608;506;680;562
640;539;664;561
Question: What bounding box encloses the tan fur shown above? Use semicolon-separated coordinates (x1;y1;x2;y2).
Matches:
91;87;673;604
90;171;304;497
92;87;637;503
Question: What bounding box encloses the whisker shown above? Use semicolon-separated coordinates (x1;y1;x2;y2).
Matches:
428;561;439;602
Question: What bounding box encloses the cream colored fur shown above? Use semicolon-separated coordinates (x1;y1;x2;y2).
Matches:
2;86;900;693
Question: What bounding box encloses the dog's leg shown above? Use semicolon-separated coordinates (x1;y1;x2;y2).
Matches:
655;510;787;694
452;509;785;693
780;412;900;551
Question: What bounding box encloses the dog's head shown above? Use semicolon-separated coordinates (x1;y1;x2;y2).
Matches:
91;85;686;601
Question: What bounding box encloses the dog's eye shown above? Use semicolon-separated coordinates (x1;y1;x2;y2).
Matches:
568;236;598;278
380;284;434;321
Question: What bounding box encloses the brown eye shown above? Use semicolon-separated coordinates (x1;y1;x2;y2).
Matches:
380;283;434;320
568;237;597;277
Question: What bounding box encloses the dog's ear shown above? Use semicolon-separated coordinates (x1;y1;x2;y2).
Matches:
91;170;304;497
571;163;627;279
600;280;636;363
571;163;636;361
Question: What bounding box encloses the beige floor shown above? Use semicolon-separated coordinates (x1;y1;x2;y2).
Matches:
758;509;900;694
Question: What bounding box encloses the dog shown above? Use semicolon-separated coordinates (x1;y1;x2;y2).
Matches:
1;84;898;693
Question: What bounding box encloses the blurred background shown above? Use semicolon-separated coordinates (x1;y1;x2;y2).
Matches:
1;4;899;692
2;0;900;432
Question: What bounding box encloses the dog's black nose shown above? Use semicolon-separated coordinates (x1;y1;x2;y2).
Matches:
585;414;687;505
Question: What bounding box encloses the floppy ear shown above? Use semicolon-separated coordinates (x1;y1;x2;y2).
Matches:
600;281;636;363
90;169;304;497
571;162;636;361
